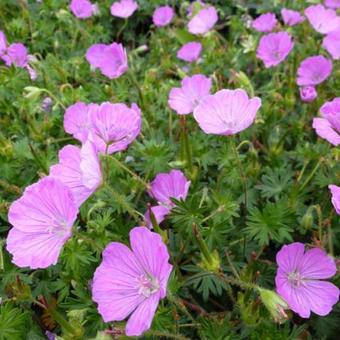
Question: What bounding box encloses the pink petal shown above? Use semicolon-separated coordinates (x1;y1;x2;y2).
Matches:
130;227;172;297
8;177;78;234
298;247;337;279
86;44;107;69
313;117;340;146
276;242;305;273
6;228;70;269
92;242;144;322
125;293;160;336
188;6;218;35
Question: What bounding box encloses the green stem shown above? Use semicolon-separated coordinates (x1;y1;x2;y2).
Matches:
180;115;193;175
109;155;150;189
192;224;214;266
300;158;323;191
218;272;260;291
116;18;128;41
147;204;162;234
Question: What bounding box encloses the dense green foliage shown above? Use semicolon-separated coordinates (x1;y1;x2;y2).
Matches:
0;0;339;339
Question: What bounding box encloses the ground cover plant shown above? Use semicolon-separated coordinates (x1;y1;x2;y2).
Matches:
0;0;339;339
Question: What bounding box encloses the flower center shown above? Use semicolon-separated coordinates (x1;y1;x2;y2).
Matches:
287;271;303;287
137;274;160;298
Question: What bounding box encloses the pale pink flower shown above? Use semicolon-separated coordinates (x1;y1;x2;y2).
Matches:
89;102;142;154
63;102;93;143
305;4;340;34
193;89;261;136
110;0;138;18
329;185;340;215
256;32;294;68
296;55;332;86
153;6;174;27
7;177;78;269
92;227;172;336
276;242;339;318
149;170;191;208
168;74;212;115
323;29;340;60
325;0;340;9
188;6;218;35
312;98;340;146
50;142;102;206
281;8;305;26
177;42;202;62
86;43;128;79
70;0;97;19
252;13;277;32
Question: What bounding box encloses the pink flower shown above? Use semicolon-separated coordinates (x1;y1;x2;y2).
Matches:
144;205;171;228
193;89;261;136
323;28;340;60
7;177;78;269
329;184;340;215
305;4;340;34
188;6;218;35
70;0;97;19
149;170;191;208
168;74;212;115
2;43;28;67
110;0;138;18
252;13;277;32
275;242;339;318
256;32;294;68
296;55;332;86
89;102;142;154
50;142;102;206
92;226;172;336
0;31;7;56
63;102;92;143
325;0;340;9
177;42;202;62
299;86;317;103
281;8;305;26
312;98;340;146
86;43;128;79
153;6;174;27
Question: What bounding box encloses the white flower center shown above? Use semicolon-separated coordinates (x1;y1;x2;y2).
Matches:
288;271;303;287
137;274;160;298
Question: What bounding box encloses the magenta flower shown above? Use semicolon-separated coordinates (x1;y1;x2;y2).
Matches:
281;9;305;26
276;242;339;318
7;177;78;269
89;102;142;154
296;55;332;86
168;74;212;115
305;5;340;34
323;29;340;60
149;170;191;208
325;0;340;8
177;42;202;63
252;13;277;32
193;89;261;136
312;98;340;146
188;6;218;35
153;6;174;27
86;43;128;79
70;0;97;19
0;31;6;57
110;0;138;18
256;32;294;68
50;142;102;206
92;226;172;336
63;102;93;143
329;185;340;215
299;86;317;103
144;205;171;228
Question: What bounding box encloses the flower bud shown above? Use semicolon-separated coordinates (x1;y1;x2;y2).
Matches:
300;86;317;103
258;288;289;323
